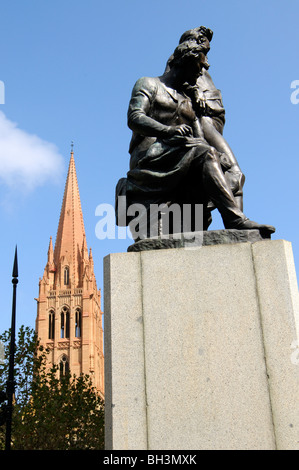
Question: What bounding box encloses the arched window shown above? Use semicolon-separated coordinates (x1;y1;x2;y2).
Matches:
60;311;64;338
65;310;70;338
48;310;55;340
59;355;70;380
75;308;82;338
60;306;70;339
64;266;69;286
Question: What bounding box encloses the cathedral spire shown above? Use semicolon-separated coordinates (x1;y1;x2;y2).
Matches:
53;148;86;287
36;145;104;397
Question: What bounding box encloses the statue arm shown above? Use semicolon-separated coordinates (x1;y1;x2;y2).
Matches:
192;117;205;139
127;77;173;138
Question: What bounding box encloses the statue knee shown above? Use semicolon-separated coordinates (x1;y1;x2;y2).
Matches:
226;167;245;195
204;148;219;163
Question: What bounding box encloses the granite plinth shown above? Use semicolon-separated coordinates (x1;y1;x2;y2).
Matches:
127;229;264;252
104;239;299;450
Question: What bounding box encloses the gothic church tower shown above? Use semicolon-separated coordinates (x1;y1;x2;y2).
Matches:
35;149;104;398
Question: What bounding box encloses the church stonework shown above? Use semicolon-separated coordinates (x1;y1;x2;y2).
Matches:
35;150;104;398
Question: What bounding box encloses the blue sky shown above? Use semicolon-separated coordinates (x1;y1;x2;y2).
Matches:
0;0;298;333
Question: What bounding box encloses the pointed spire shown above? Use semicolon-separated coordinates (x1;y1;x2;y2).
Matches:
82;233;89;262
53;148;86;287
47;236;54;264
89;247;95;277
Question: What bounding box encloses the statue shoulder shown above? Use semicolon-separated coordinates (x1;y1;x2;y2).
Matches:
197;70;218;90
131;76;159;98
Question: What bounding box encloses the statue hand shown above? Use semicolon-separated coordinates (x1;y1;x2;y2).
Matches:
167;124;193;137
195;99;206;116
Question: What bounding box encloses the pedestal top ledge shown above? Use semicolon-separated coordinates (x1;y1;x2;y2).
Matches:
127;229;268;252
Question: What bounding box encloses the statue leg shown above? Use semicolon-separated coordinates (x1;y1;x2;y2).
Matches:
201;117;245;211
199;148;275;236
200;148;245;225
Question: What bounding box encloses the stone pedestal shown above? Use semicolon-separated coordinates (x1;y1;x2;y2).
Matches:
104;239;299;450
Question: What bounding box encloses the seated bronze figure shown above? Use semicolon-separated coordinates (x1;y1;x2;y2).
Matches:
116;27;275;241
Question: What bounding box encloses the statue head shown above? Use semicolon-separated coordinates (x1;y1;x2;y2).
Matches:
169;41;209;86
179;26;213;47
165;26;212;73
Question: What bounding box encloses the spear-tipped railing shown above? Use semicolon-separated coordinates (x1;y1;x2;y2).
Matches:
5;246;18;451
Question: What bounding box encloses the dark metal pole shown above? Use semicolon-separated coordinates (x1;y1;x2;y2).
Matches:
5;246;18;451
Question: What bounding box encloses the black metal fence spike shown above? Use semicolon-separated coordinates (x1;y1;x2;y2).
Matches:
12;246;18;278
5;246;19;451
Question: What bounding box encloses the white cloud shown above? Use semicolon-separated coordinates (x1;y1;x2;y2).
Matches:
0;111;64;191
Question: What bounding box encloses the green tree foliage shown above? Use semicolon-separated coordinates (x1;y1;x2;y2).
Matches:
0;326;104;450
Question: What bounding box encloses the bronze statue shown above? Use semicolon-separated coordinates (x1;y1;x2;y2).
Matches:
171;27;245;212
116;27;275;241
